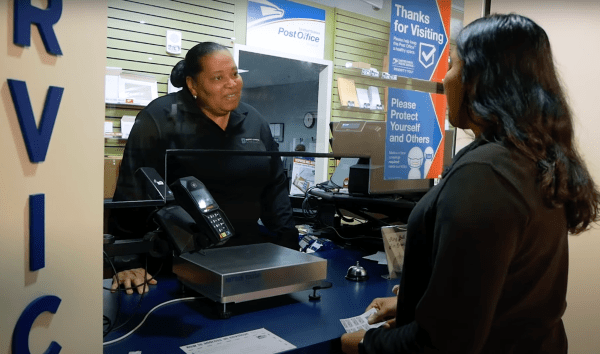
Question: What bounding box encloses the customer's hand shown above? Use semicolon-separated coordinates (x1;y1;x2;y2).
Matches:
382;317;397;329
111;268;157;295
365;296;397;324
341;330;366;354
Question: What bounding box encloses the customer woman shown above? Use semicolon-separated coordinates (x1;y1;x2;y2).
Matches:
341;14;599;353
109;42;298;294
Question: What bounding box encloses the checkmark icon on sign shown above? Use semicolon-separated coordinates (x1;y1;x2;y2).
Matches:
419;43;437;69
422;47;435;61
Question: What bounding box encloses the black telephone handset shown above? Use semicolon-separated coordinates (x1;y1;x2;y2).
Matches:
132;167;234;255
169;176;234;247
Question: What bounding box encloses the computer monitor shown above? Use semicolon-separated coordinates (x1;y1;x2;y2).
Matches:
331;121;454;196
330;157;360;188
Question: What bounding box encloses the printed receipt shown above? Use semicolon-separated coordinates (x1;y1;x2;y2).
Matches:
340;308;387;333
180;328;296;354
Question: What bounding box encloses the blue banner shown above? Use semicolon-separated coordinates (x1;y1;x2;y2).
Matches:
385;88;444;180
389;0;451;82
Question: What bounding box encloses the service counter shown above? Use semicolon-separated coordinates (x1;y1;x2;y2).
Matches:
103;248;398;353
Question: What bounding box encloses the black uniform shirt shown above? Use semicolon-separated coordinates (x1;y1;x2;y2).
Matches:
110;89;297;247
363;138;568;353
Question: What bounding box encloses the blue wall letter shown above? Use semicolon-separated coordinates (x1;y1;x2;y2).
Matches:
14;0;63;55
30;194;45;271
13;295;62;354
7;79;63;163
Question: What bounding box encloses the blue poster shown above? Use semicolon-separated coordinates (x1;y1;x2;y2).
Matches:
389;0;451;82
385;88;445;180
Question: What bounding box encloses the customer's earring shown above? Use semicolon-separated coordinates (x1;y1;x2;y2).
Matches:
193;95;197;100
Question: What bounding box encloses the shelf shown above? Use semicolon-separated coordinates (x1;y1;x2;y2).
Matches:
334;67;443;95
338;106;386;113
105;102;146;109
104;135;127;141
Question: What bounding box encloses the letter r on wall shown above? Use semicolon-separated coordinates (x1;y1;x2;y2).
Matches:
14;0;63;55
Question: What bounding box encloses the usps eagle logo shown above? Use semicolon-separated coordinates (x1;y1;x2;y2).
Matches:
247;0;285;28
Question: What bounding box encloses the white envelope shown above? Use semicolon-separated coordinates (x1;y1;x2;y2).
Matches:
368;86;382;110
356;88;371;109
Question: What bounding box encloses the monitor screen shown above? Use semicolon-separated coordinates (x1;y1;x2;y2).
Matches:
330;157;360;188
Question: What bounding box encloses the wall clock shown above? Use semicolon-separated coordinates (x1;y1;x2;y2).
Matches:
303;112;315;128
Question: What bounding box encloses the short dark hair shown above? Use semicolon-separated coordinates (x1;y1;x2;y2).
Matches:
456;13;599;234
170;42;229;88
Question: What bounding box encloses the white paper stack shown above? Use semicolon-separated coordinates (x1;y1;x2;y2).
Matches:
105;67;122;104
356;88;371;109
118;72;158;106
104;121;114;135
368;86;382;110
121;115;136;139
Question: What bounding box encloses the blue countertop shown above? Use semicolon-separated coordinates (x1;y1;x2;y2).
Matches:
103;248;398;353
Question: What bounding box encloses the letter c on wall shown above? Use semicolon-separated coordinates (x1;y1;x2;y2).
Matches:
13;295;62;354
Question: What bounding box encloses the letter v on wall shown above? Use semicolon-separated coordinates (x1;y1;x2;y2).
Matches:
7;79;63;163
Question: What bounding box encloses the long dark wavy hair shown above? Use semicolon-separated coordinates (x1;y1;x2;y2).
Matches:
170;42;229;89
455;13;599;234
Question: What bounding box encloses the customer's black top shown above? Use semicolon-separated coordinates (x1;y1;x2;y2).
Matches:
363;138;568;353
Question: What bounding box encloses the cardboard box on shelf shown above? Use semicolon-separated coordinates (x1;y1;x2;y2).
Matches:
337;77;359;107
351;61;371;69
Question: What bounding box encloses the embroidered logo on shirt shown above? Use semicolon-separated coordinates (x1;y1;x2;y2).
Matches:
241;138;261;144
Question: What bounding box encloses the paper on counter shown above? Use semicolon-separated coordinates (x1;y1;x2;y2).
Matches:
340;308;386;333
363;251;388;265
180;328;295;354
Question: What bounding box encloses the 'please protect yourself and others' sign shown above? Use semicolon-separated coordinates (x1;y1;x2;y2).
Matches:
385;88;446;180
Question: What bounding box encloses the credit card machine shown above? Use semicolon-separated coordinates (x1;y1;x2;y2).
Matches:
169;177;234;246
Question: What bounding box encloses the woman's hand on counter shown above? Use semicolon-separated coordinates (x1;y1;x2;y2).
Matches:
111;268;157;295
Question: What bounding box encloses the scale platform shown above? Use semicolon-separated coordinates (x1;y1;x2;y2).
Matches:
173;243;328;305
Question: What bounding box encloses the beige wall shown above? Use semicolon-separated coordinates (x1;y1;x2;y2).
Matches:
462;1;600;352
490;3;600;352
1;1;106;353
